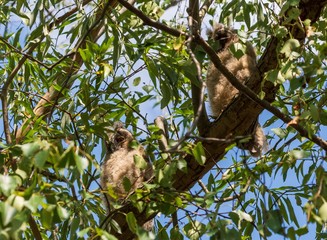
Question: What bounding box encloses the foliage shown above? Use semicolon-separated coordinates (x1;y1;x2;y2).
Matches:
0;0;326;239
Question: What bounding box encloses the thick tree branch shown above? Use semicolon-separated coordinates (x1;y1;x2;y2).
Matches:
173;0;327;190
195;35;327;150
116;0;327;151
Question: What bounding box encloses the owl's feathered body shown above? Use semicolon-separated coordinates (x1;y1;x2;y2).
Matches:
206;23;267;157
101;147;148;200
100;124;153;230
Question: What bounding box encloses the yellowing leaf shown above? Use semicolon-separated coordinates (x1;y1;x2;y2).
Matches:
319;202;327;222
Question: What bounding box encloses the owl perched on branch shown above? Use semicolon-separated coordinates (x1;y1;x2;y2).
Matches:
100;123;153;230
206;23;268;157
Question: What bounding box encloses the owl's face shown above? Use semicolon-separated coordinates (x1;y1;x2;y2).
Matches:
208;23;238;51
112;128;134;150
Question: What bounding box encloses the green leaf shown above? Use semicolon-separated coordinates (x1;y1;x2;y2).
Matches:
160;81;171;109
109;219;122;235
280;39;300;58
10;195;25;211
57;206;70;220
133;155;148;170
285;197;299;227
75;154;89;174
238;210;253;222
41;208;54;229
266;210;283;234
295;226;308;236
77;227;91;237
156;163;177;188
289;149;309;160
0;202;17;226
25;194;44;213
229;211;239;226
142;85;154;93
34;149;49;169
271;128;287;138
0;175;17;196
70;217;80;239
133;77;141;86
310;104;320;122
265;69;285;84
192;142;206;165
126;212;137;234
170;226;183;240
19;142;41;173
102;63;112;78
123;177;132;192
176;159;187;173
184;220;206;240
319;202;327;222
157;221;169;240
20;142;40;157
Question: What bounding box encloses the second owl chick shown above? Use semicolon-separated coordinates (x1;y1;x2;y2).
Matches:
206;23;268;157
100;123;153;231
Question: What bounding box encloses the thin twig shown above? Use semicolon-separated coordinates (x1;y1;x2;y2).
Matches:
197;179;209;194
0;37;51;69
187;135;251;143
117;0;184;37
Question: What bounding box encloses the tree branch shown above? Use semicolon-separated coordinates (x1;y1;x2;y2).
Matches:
28;215;42;240
173;0;327;190
168;2;209;151
195;34;327;150
188;0;210;136
15;0;119;143
108;1;327;239
117;0;184;37
199;0;214;22
1;0;93;145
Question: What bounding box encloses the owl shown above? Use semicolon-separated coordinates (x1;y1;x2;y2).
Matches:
100;123;153;230
206;23;268;157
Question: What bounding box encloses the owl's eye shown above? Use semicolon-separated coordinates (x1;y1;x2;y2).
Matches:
115;134;125;144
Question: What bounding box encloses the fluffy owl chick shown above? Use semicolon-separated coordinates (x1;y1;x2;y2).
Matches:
100;124;153;230
206;23;268;157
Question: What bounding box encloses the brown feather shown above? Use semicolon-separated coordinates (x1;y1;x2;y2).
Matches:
206;23;268;156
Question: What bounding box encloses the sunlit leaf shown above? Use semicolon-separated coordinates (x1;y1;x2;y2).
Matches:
319;202;327;222
0;175;17;196
192;142;206;165
134;155;148;170
75;154;89;174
